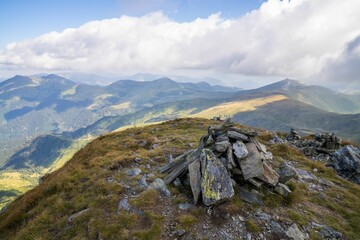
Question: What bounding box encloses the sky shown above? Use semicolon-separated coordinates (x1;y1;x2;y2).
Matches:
0;0;359;90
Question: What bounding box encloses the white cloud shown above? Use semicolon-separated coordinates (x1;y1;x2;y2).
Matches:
1;0;360;83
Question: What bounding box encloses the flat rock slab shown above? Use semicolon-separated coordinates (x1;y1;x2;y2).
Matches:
240;143;264;180
188;159;202;204
227;131;248;141
257;161;279;186
239;188;264;206
201;149;234;206
275;183;292;196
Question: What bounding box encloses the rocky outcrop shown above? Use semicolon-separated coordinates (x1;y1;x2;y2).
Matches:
161;120;288;206
329;145;360;184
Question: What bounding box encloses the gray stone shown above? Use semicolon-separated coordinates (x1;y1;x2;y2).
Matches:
255;211;272;221
138;175;148;188
330;145;360;184
227;131;249;141
205;135;215;146
175;229;186;237
178;203;193;211
127;168;142;177
232;168;242;175
248;178;263;188
217;134;230;142
227;145;236;169
285;224;307;240
239;188;264;206
240;143;264;180
201;149;234;206
118;198;131;211
148;178;171;197
68;208;90;224
173;177;182;187
188;159;202;204
233;141;249;160
270;221;285;234
319;226;342;239
278;162;297;183
214;141;231;153
0;206;7;215
275;183;292;197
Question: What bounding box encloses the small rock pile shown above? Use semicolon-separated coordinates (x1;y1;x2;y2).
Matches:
160;120;290;206
286;130;341;161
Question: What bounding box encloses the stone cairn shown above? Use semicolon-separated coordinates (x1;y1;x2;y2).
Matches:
160;119;290;206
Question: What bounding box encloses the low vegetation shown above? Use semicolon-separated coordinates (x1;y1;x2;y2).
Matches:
0;118;359;239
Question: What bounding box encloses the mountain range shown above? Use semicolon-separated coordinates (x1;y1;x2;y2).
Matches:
0;74;359;210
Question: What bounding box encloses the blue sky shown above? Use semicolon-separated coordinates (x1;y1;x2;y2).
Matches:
0;0;262;49
0;0;359;90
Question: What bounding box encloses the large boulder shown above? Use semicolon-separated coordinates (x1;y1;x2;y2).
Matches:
330;145;360;184
201;149;234;206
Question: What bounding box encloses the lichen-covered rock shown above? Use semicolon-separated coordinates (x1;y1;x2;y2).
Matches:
200;149;234;206
240;143;264;180
233;141;249;160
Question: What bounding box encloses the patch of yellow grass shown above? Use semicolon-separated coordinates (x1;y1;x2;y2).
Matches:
0;171;37;191
60;84;78;96
191;95;287;118
111;101;131;110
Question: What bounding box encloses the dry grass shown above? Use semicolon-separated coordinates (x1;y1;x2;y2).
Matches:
191;95;287;118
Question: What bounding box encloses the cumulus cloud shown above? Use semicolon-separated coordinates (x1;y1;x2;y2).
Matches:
1;0;360;83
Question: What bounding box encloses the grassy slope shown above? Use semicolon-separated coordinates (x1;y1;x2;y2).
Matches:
0;118;359;239
232;99;360;143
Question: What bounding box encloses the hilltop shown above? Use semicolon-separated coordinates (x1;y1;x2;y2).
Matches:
0;118;359;240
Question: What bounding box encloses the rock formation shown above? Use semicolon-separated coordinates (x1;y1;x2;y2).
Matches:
160;119;288;206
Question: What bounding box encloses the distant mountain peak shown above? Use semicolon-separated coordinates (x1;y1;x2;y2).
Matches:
257;78;305;91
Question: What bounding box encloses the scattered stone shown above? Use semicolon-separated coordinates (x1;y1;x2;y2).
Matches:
233;141;249;160
330;145;360;184
178;203;193;211
201;149;234;206
127;168;142;177
278;162;297;183
138;175;148;188
0;206;7;215
148;178;171;197
239;188;264;206
319;226;342;239
275;183;292;197
285;223;307;240
270;220;285;235
68;208;90;224
174;229;186;237
118;198;131;212
287;129;301;141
